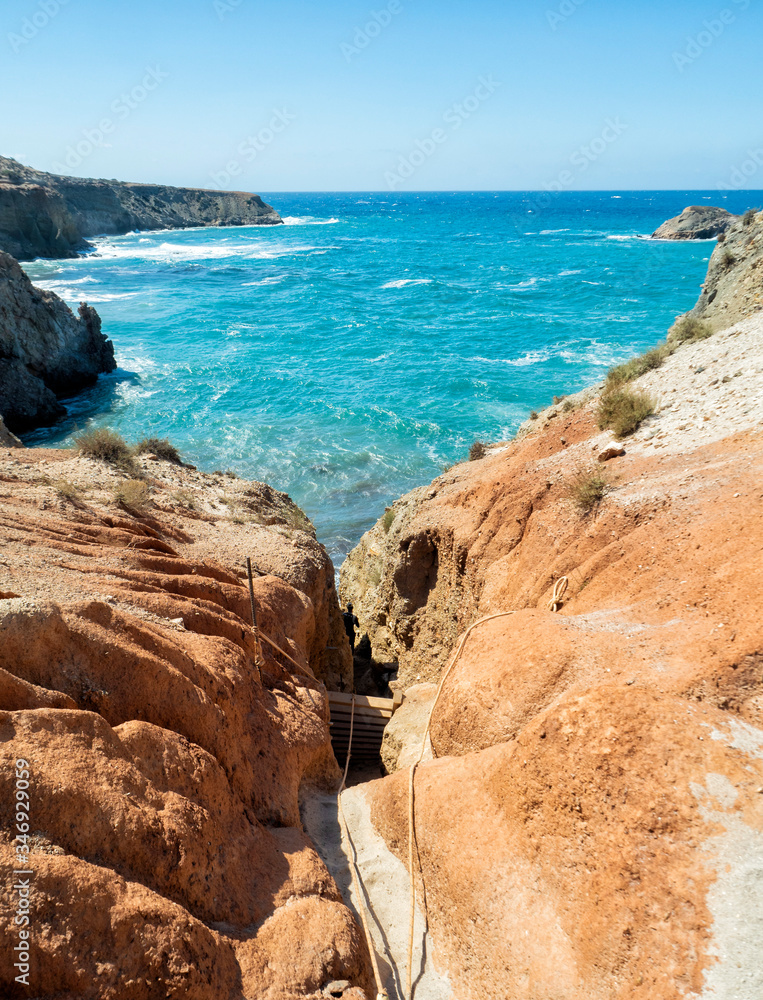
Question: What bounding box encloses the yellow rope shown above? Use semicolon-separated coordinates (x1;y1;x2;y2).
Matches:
405;610;516;999
548;576;569;612
337;695;389;1000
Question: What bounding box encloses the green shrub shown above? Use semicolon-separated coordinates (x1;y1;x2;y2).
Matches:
721;248;736;269
136;437;182;464
382;509;395;533
565;467;610;513
670;316;713;345
529;411;539;421
469;441;487;461
76;427;133;467
606;342;672;389
597;388;656;439
743;208;759;226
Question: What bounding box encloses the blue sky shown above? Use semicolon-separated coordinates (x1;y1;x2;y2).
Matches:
3;0;762;191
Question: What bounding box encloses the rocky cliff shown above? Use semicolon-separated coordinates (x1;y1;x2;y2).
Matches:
679;207;763;331
340;240;763;998
0;445;364;999
651;204;740;240
0;156;282;260
0;251;116;431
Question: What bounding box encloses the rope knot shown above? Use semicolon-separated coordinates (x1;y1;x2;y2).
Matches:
548;576;569;613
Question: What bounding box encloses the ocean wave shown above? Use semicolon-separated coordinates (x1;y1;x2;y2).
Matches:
242;276;286;286
281;216;340;226
468;350;552;367
539;228;571;234
90;240;322;263
381;278;433;289
34;280;137;302
558;269;583;276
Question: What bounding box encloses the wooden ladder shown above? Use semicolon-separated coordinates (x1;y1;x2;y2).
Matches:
328;690;403;763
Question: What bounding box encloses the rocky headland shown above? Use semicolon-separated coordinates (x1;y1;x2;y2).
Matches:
338;211;763;999
0;156;282;261
0;251;116;432
651;204;740;241
0;444;368;999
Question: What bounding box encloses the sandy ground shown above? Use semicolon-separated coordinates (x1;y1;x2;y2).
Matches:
302;778;453;1000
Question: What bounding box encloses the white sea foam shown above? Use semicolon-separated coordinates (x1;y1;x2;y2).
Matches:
558;269;583;276
90;240;323;263
469;349;552;367
242;276;286;286
539;228;571;234
33;279;137;302
282;216;340;226
381;278;433;289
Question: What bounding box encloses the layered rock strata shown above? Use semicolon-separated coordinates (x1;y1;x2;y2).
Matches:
0;251;115;431
0;156;282;260
0;449;364;1000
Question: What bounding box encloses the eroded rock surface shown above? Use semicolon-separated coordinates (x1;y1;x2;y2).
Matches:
342;275;763;995
0;155;283;260
679;208;763;331
651;204;739;240
0;449;365;999
0;252;115;431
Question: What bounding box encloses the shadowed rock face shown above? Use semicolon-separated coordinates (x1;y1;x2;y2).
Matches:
651;204;739;240
0;155;283;260
678;208;763;331
0;251;116;431
0;448;367;999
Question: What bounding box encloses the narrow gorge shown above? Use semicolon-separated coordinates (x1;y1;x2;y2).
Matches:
0;209;761;1000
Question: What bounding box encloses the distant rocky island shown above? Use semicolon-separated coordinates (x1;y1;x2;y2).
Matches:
0;155;283;261
650;204;739;240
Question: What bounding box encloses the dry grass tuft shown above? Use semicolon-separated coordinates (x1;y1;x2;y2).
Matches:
136;437;182;464
382;509;395;533
606;343;672;390
76;428;135;470
670;316;713;345
113;479;150;514
565;467;610;513
54;479;83;501
469;441;488;461
597;388;656;439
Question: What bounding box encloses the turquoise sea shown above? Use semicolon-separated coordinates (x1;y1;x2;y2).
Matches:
21;191;759;565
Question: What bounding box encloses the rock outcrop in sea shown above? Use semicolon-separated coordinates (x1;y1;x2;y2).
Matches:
0;156;283;260
0;251;116;431
340;213;763;999
651;204;739;240
0;447;364;999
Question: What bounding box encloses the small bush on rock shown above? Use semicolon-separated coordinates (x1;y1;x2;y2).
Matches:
113;479;150;514
76;427;133;467
743;208;759;226
565;467;610;513
597;388;656;439
606;343;672;389
382;509;395;533
469;441;488;461
670;316;713;345
136;437;182;464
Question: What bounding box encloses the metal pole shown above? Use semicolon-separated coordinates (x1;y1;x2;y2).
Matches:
246;558;262;683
